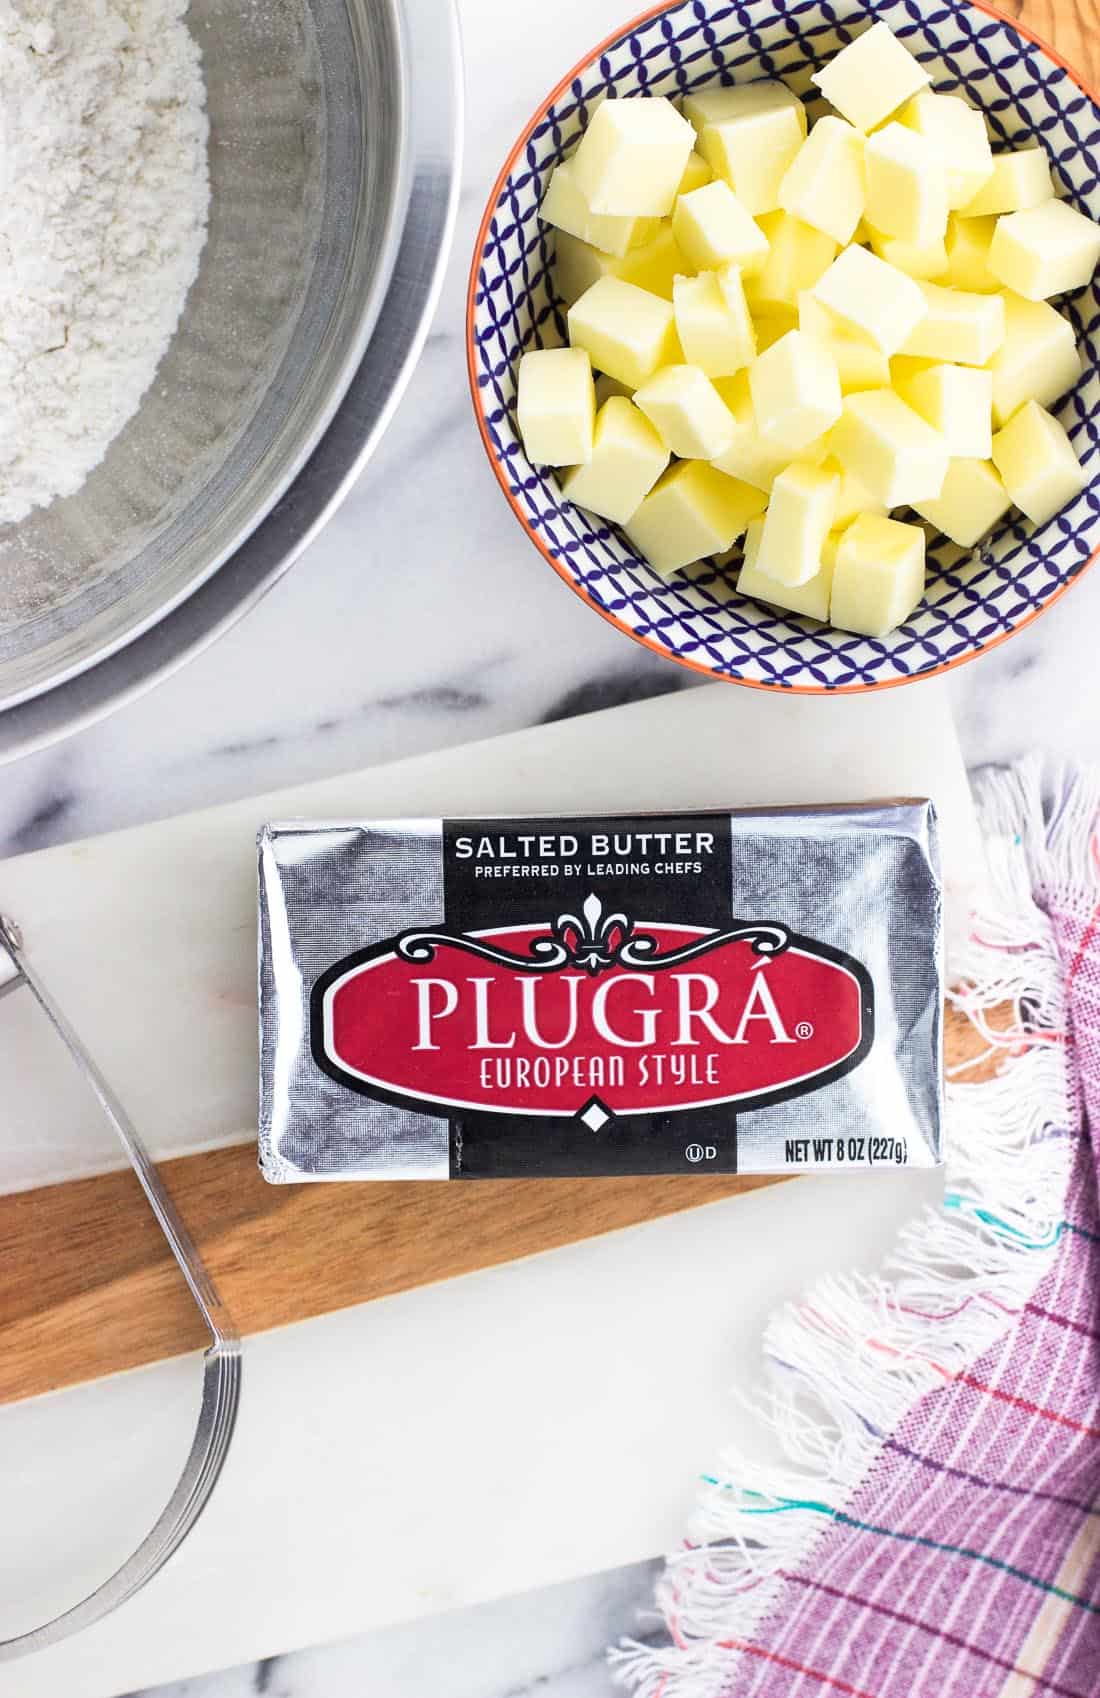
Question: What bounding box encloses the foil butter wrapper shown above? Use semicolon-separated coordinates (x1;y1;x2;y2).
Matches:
258;804;943;1181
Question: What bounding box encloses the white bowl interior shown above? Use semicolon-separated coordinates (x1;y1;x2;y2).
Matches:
0;0;405;710
472;0;1100;689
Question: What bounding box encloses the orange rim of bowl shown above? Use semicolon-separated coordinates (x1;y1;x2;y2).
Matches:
465;0;1100;694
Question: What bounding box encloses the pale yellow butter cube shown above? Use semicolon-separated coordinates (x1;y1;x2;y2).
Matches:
617;226;692;299
684;81;806;215
828;388;948;507
989;198;1100;301
913;457;1010;547
624;460;767;577
810;244;927;354
516;346;595;466
778;117;866;246
749;328;842;453
634;363;737;459
572;95;696;217
797;292;892;391
893;362;993;460
560;396;669;524
754;460;840;586
554;231;619;307
678;150;713;196
900;281;1004;365
960;147;1052;216
711;371;793;490
810;21;930;134
567;276;680;389
898;92;994;210
830;513;926;637
683;81;807;139
944;214;999;291
986;291;1082;427
673;268;756;377
823;456;886;527
747;211;837;310
865;122;948;245
737;514;835;621
991;400;1087;525
672;180;769;275
554;225;690;306
541;159;660;258
868;227;949;281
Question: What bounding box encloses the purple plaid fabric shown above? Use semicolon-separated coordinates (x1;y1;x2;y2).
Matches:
617;775;1100;1698
703;831;1100;1696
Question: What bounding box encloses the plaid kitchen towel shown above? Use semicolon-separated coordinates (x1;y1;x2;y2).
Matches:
613;762;1100;1698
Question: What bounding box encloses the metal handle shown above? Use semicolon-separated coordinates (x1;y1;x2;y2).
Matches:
0;915;242;1661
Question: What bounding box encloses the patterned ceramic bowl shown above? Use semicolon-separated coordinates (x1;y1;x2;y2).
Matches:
467;0;1100;692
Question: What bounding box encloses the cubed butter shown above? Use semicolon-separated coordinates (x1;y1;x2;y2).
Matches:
684;80;806;215
754;460;840;586
567;276;680;389
516;346;595;466
560;397;669;524
960;147;1052;216
991;399;1087;525
672;179;769;275
616;226;692;299
778;117;866;246
555;225;692;306
868;226;949;281
823;456;886;527
810;21;930;135
747;211;838;310
828;388;949;506
737;513;835;621
864;122;948;245
798;292;892;391
900;281;1005;365
572;95;696;216
810;243;927;354
678;150;713;196
913;457;1011;547
624;460;767;577
943;214;999;291
673;267;756;377
749;328;842;453
634;363;737;458
897;92;994;210
989;198;1100;300
986;291;1082;426
541;159;660;258
711;371;793;490
893;361;993;459
830;513;926;637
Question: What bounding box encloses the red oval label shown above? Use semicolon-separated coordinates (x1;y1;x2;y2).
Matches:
311;914;873;1121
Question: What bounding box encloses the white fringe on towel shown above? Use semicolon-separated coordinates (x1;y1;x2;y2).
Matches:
611;760;1092;1698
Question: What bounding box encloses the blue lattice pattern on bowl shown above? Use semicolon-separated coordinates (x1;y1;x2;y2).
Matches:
468;0;1100;691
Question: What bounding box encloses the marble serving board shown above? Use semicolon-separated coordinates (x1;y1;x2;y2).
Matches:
0;681;979;1402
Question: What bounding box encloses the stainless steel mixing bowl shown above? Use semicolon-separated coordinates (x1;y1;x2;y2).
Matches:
0;0;460;759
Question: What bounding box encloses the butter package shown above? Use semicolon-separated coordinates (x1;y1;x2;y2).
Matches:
258;803;943;1181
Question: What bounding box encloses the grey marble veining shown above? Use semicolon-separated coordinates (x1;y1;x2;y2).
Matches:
132;1559;662;1698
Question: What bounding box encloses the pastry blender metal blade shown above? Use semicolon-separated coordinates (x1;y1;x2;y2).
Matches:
0;913;241;1660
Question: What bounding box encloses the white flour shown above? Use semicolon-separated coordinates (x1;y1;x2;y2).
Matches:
0;0;208;524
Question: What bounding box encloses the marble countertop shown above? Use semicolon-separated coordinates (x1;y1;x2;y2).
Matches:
1;0;1096;1693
